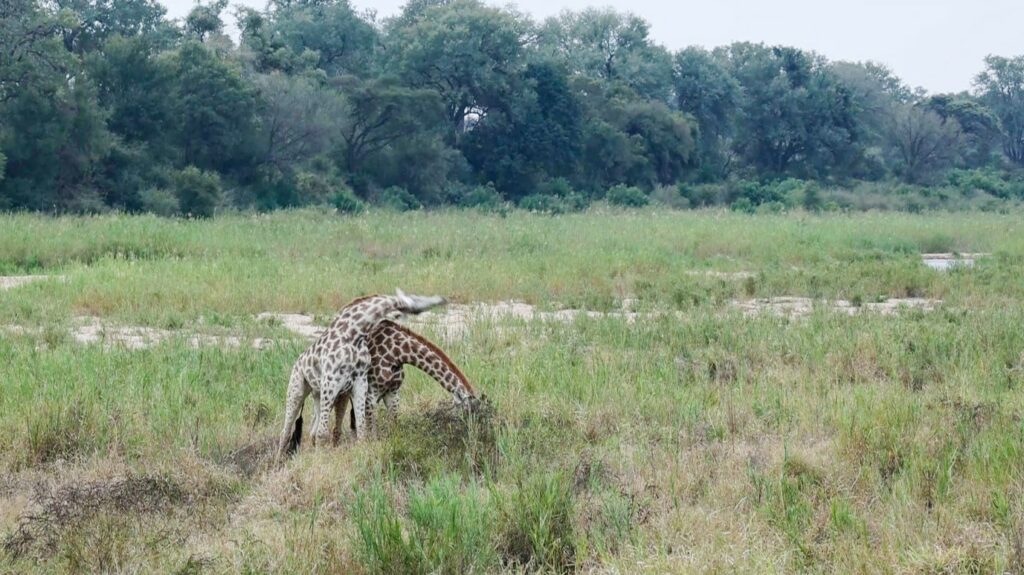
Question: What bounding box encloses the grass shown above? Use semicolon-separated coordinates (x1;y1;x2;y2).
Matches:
0;208;1023;573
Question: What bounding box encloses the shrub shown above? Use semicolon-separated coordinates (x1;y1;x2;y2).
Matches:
332;187;365;214
294;172;336;206
605;185;649;207
173;166;222;218
535;179;590;212
446;182;506;211
536;177;575;198
730;197;755;214
379;186;421;211
650;185;690;209
680;182;727;207
519;194;568;215
138;188;180;217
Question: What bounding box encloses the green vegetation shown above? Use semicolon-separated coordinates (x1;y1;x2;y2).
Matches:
0;210;1023;573
4;0;1024;214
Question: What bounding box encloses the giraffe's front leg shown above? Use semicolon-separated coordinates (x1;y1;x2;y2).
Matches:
352;370;370;440
383;388;400;416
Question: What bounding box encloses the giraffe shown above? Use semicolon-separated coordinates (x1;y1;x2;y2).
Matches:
274;290;446;465
334;319;478;441
284;320;478;452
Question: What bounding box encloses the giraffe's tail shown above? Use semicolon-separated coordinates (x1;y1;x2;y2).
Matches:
395;289;446;315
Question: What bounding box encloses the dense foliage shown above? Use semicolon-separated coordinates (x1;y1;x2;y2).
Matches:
2;0;1024;214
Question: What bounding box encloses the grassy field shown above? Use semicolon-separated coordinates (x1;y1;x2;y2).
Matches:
1;208;1023;574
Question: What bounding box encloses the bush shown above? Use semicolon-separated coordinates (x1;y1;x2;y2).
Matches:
173;166;222;218
445;182;506;211
519;194;569;215
332;187;365;214
379;186;421;211
294;172;336;206
727;179;784;206
605;185;649;207
679;182;727;207
651;185;690;209
138;188;180;217
730;197;755;214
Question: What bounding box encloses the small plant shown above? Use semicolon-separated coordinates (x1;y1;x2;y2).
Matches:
605;185;649;207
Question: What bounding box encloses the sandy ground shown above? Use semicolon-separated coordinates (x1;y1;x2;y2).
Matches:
0;275;945;349
0;276;65;290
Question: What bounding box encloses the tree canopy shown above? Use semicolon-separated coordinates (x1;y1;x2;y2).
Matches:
2;0;1023;214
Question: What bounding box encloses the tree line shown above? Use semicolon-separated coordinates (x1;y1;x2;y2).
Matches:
3;0;1024;215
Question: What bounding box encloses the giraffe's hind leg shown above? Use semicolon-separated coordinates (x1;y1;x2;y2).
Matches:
332;392;351;446
275;366;309;465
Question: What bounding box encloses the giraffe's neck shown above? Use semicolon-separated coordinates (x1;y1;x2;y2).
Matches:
385;323;475;402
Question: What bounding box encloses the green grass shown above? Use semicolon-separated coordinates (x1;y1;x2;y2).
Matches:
1;208;1023;573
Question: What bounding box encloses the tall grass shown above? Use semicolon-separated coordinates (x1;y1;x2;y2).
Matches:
2;210;1024;573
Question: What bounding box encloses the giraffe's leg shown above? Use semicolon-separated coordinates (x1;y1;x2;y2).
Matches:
312;371;346;447
379;369;404;428
352;370;370;439
275;367;308;465
383;388;401;416
332;392;350;446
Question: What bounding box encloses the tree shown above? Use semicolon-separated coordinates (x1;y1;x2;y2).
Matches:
169;41;258;173
722;43;863;178
673;47;739;178
184;0;227;42
54;0;173;54
885;104;962;184
254;72;346;171
926;94;1001;168
975;55;1024;166
335;76;445;174
385;0;526;135
538;8;673;101
0;0;113;211
461;61;583;199
240;0;377;77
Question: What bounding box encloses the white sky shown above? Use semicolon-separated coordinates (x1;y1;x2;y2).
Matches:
159;0;1024;94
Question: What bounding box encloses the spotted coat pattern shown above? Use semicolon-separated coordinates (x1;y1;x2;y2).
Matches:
274;291;445;464
329;320;477;442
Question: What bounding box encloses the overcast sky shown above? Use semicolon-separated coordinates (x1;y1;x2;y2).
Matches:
159;0;1024;94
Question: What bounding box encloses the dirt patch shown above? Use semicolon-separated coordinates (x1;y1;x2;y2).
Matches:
68;316;273;350
0;275;65;290
730;296;941;318
255;312;324;339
